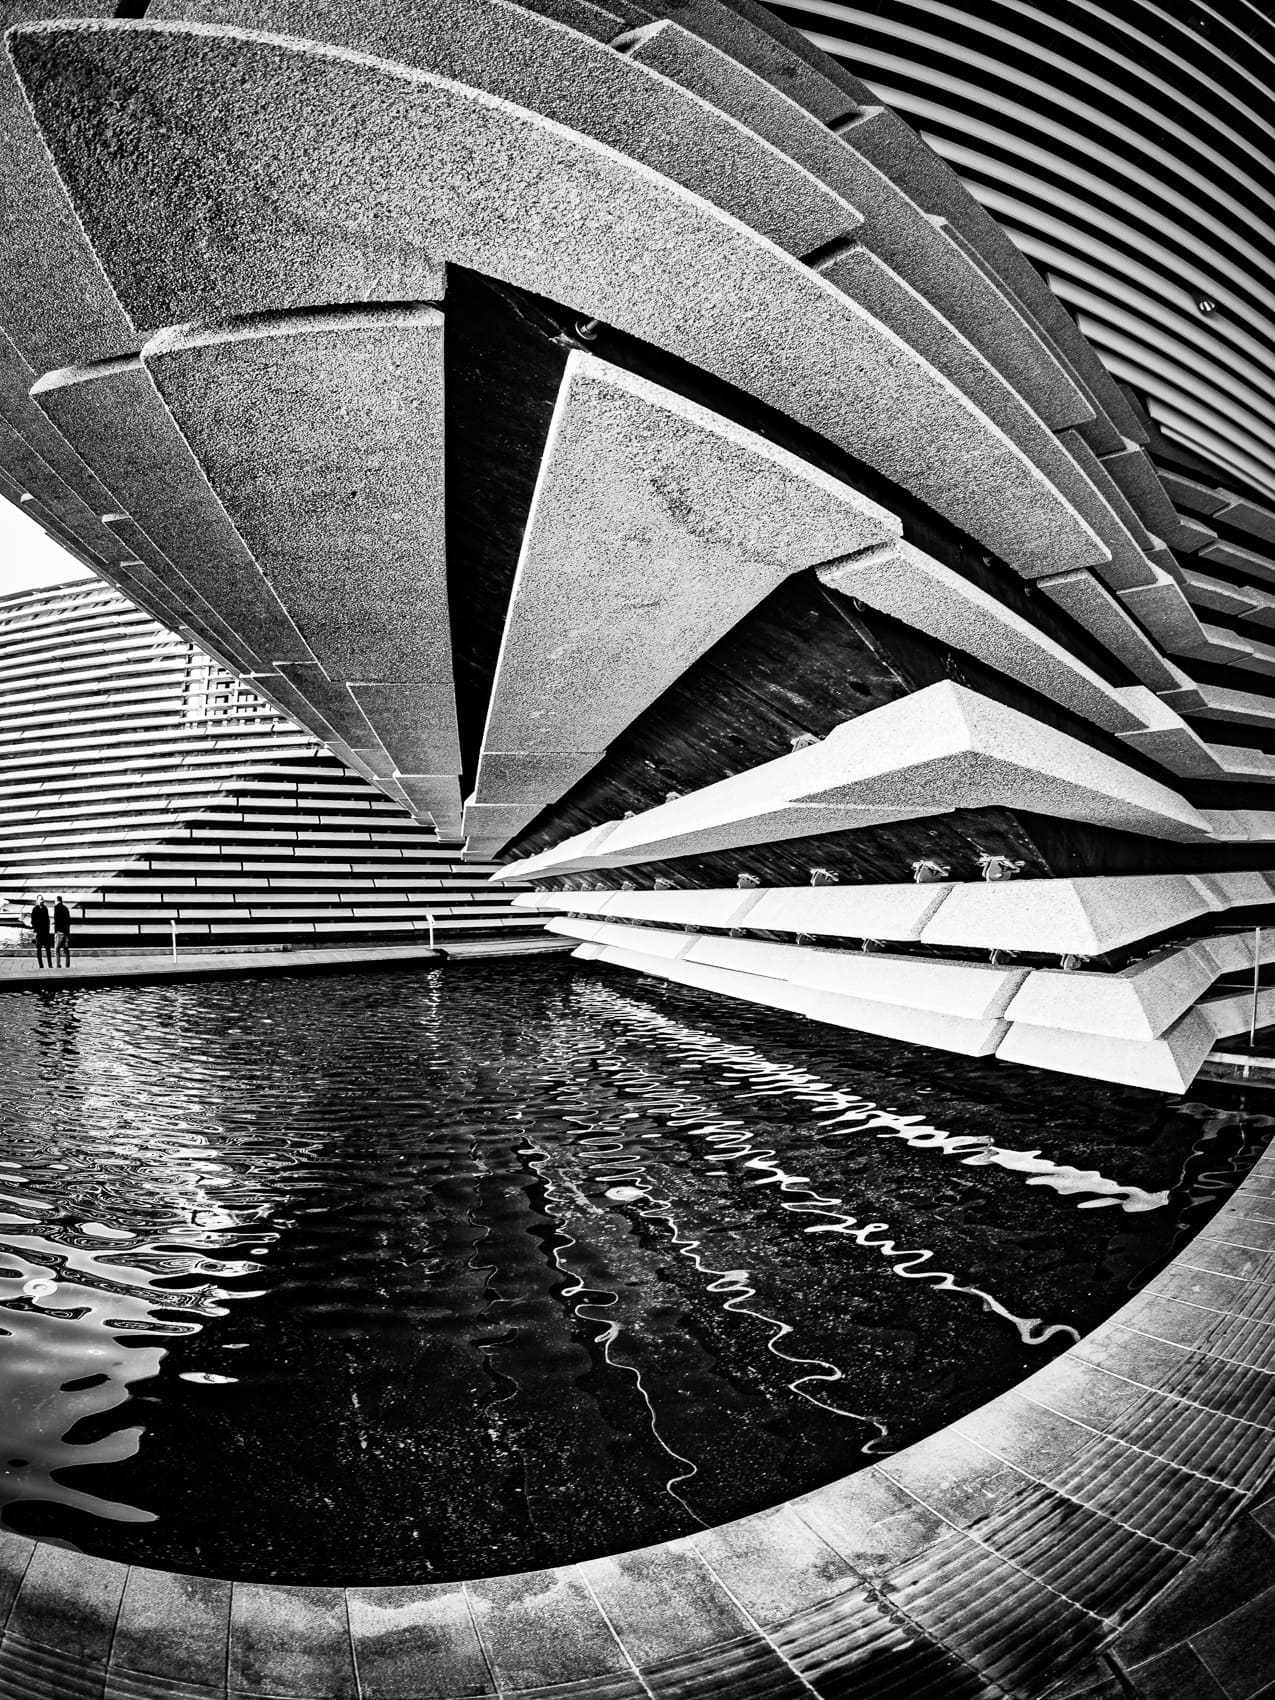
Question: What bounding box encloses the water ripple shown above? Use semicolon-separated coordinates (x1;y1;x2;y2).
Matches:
0;960;1261;1584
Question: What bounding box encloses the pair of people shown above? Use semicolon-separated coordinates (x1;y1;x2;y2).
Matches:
29;896;71;969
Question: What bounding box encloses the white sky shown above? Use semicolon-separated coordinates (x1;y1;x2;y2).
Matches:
0;497;94;597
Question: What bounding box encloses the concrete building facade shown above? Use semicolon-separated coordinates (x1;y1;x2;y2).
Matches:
0;0;1272;1086
0;577;535;949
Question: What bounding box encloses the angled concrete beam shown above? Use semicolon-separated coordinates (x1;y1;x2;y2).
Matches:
621;18;1091;431
1101;441;1210;553
1005;929;1275;1043
467;351;898;847
1214;496;1275;548
1198;538;1275;589
0;1;134;371
1036;570;1183;692
1181;568;1266;621
1114;687;1236;780
997;1008;1219;1093
31;356;316;673
1158;472;1228;516
819;539;1144;736
922;869;1275;956
998;987;1275;1093
515;886;766;928
1117;567;1212;656
685;932;1028;1021
744;882;953;941
494;681;1213;879
562;928;1011;1055
137;305;462;833
1190;682;1275;730
839;104;1146;452
9;18;1111;580
151;0;861;262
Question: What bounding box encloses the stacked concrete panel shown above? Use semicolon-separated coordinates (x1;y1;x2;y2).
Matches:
0;0;1271;1088
0;579;534;947
770;0;1275;503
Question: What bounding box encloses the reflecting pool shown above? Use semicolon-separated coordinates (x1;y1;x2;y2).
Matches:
0;959;1264;1583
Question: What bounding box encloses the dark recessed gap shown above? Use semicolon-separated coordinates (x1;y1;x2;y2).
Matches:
114;2;151;16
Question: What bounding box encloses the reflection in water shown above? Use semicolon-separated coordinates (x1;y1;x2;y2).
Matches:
0;960;1264;1584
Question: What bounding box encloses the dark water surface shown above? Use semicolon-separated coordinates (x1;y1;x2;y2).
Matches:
0;959;1265;1584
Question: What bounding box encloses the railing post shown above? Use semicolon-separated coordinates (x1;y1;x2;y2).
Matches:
170;918;178;963
425;910;436;953
1250;925;1262;1051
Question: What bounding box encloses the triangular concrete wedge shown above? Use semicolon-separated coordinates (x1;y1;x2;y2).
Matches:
495;682;1212;878
468;350;899;852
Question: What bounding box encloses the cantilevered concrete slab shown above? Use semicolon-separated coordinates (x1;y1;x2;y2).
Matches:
566;928;1013;1054
494;682;1213;877
1006;929;1275;1043
31;356;318;677
9;17;1112;582
139;306;463;837
151;0;862;262
998;986;1275;1093
466;352;899;850
517;870;1275;956
621;17;1094;431
922;869;1275;956
0;0;134;372
819;540;1144;736
1036;568;1185;691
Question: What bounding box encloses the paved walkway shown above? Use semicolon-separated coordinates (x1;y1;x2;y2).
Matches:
0;935;571;991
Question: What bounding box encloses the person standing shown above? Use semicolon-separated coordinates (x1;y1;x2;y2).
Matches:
29;896;51;970
53;896;72;969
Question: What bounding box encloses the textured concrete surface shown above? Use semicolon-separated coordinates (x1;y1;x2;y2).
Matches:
1201;539;1275;589
1007;929;1275;1042
998;986;1275;1092
1037;569;1186;692
819;540;1143;736
152;0;861;261
685;930;1027;1018
1102;440;1205;553
1119;567;1212;656
139;307;463;832
579;930;1014;1054
514;886;767;928
9;18;1113;579
840;103;1143;453
1195;683;1275;731
141;309;453;688
623;17;1092;432
922;869;1275;955
470;352;897;844
32;356;319;675
1115;688;1242;780
0;1;134;372
526;878;1275;1087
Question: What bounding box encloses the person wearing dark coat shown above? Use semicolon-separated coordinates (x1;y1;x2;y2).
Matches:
29;896;51;970
53;897;72;969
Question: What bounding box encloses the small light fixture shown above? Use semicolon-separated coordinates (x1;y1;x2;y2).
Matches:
1197;298;1217;314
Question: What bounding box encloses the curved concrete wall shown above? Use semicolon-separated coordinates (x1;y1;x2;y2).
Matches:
1;1144;1271;1698
776;0;1275;502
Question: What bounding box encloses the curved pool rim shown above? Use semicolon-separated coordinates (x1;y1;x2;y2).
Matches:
0;1144;1271;1700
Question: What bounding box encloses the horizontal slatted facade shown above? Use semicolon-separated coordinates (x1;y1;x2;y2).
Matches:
0;578;535;948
